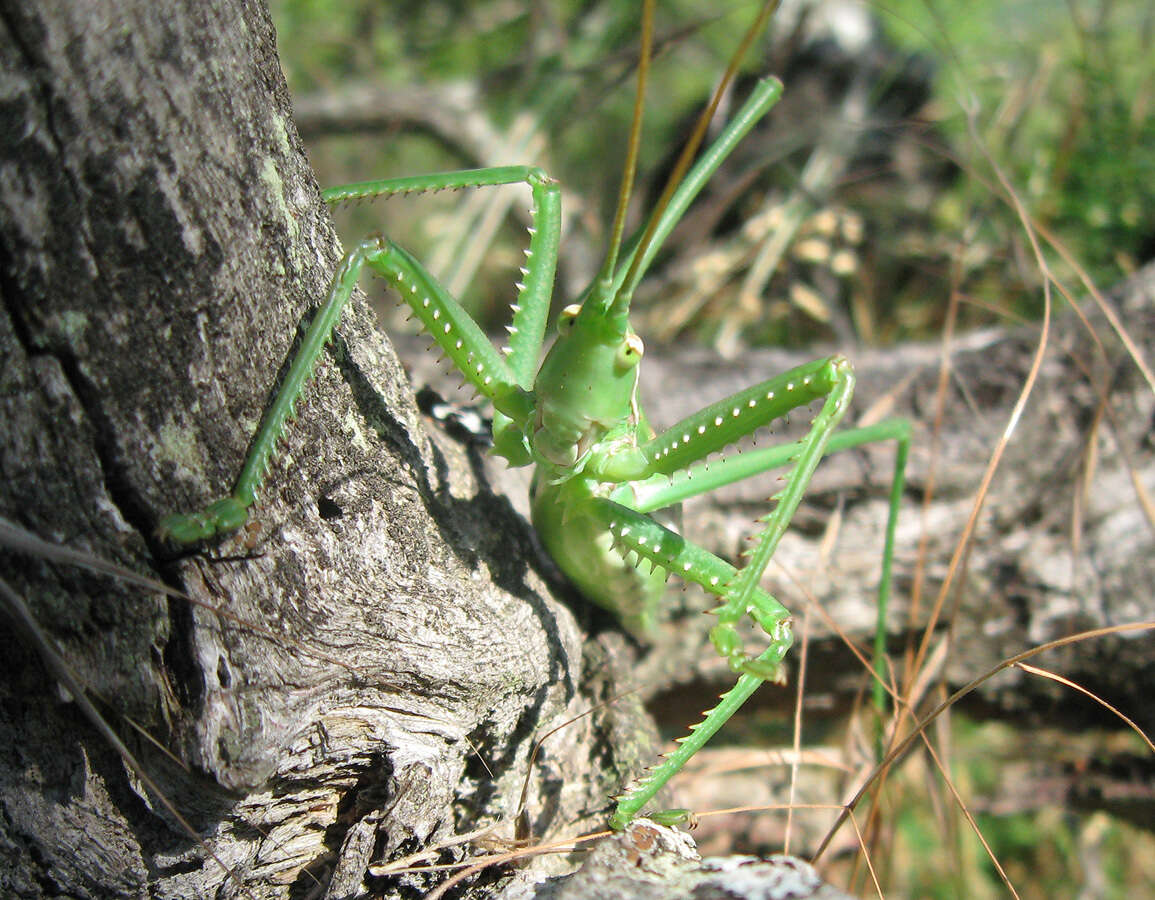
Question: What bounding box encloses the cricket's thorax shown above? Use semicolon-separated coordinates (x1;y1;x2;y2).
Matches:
525;301;666;631
529;304;644;469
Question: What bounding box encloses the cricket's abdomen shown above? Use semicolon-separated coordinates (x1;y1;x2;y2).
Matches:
530;472;666;639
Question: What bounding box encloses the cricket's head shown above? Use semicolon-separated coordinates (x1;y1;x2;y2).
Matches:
526;1;779;473
529;299;643;468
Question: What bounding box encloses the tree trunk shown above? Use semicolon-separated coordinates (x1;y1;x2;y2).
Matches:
0;2;619;897
3;1;1153;897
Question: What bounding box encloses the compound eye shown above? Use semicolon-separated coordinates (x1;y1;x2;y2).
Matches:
557;304;582;334
615;333;644;371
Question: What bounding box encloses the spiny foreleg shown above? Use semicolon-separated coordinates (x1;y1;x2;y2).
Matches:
159;168;560;544
599;356;856;676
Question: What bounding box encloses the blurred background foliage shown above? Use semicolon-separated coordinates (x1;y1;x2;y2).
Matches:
268;2;1154;895
881;1;1155;294
272;0;1152;353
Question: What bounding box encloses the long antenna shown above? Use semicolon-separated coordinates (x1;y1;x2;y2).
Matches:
613;0;780;312
593;0;656;304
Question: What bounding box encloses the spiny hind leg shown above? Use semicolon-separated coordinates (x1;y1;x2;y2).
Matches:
589;500;794;829
158;235;522;545
592;500;793;682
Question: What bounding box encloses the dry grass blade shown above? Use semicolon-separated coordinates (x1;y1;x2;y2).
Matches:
419;831;608;900
0;517;359;676
1015;663;1155;754
812;621;1155;862
0;516;187;598
918;719;1021;898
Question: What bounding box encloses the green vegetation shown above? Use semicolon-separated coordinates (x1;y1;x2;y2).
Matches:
274;1;1152;349
882;1;1154;284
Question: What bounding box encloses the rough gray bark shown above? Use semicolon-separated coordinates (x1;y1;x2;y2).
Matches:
0;2;611;898
504;820;855;900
